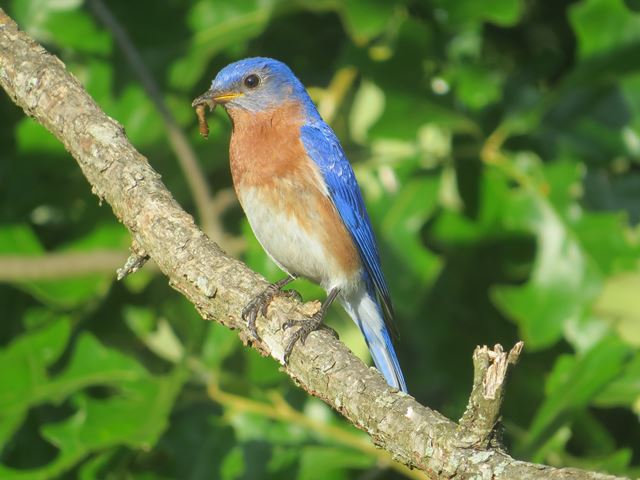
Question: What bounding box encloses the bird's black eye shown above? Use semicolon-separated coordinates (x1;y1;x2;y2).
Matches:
244;74;260;89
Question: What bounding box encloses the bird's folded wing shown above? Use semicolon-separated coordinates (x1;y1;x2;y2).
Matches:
300;123;397;335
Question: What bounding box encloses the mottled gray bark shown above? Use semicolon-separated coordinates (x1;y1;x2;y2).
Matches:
0;10;628;480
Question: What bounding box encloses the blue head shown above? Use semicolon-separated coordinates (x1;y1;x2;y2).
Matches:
194;57;317;116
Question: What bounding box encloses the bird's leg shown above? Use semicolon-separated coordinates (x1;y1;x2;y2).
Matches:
243;275;297;340
283;288;340;363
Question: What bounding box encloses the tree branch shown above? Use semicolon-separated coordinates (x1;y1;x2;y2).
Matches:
457;342;524;450
0;10;627;480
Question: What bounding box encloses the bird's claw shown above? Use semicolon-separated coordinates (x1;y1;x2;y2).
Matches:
284;289;302;303
283;313;338;363
242;287;278;339
282;318;296;331
242;283;297;340
241;301;261;340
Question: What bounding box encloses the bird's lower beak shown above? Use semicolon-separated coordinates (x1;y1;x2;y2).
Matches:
191;90;243;108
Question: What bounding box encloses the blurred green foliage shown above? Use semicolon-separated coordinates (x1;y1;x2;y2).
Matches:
1;0;640;478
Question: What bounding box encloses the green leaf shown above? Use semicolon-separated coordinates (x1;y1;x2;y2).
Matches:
0;223;43;254
492;191;602;348
12;0;110;53
491;160;603;349
297;446;374;480
594;273;640;347
432;0;524;27
169;0;275;90
571;213;640;275
26;277;113;310
124;306;185;363
625;0;640;11
451;64;503;110
594;352;640;410
246;348;284;386
378;175;442;285
202;322;241;370
570;0;640;59
43;9;112;54
369;92;477;140
78;451;115;480
339;1;398;45
0;326;187;479
110;86;165;147
0;318;71;445
221;446;246;480
61;222;128;251
353;19;482;139
519;335;631;457
12;0;82;36
71;59;114;111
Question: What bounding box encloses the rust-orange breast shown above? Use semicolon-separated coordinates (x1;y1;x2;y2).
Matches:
228;101;310;187
226;101;361;279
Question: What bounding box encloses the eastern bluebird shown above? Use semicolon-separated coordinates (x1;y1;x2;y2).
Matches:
193;57;407;392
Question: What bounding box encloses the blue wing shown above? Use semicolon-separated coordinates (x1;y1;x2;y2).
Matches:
300;122;396;333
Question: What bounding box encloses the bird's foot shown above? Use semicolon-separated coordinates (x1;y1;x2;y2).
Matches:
282;312;338;363
242;279;297;340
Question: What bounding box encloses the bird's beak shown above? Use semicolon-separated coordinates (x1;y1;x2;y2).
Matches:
191;89;243;108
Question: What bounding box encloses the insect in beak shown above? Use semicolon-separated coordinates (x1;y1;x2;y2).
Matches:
191;90;243;138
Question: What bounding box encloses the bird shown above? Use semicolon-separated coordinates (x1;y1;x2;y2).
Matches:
193;57;407;392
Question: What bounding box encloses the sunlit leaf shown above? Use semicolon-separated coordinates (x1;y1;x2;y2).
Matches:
570;0;640;58
0;318;70;445
297;446;374;480
0;324;186;479
339;1;399;45
169;0;275;90
520;335;631;458
432;0;524;26
491;161;603;349
594;353;640;410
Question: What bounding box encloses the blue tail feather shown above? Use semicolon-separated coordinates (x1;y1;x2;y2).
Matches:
341;286;407;392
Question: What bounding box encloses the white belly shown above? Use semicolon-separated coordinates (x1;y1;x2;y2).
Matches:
238;186;357;292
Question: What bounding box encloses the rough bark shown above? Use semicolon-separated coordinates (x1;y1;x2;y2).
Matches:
0;10;628;480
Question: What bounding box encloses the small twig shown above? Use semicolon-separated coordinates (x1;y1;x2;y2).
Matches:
479;122;550;194
457;342;524;449
0;250;131;281
116;241;150;280
479;123;510;166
